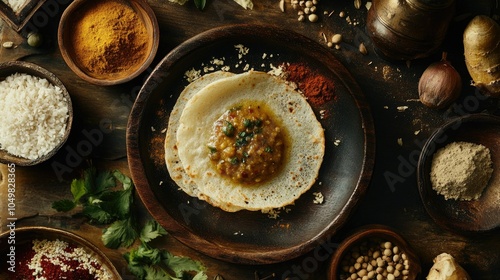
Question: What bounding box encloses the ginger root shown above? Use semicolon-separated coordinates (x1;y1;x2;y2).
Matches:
463;15;500;97
426;253;471;280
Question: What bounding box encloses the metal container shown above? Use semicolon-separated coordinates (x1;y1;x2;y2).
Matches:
366;0;456;60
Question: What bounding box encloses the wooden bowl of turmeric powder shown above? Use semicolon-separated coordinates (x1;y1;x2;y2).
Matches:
58;0;159;86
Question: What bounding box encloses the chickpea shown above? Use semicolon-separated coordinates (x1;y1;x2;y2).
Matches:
383;248;392;257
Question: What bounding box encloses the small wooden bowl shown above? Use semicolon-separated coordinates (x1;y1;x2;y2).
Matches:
418;113;500;233
328;225;422;280
0;61;73;166
58;0;159;86
0;226;121;279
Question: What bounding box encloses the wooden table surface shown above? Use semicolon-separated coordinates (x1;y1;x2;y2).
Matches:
0;0;499;279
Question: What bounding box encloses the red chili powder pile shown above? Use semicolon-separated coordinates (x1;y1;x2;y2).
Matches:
285;62;335;107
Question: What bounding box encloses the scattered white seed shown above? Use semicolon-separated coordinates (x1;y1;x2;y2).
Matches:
308;13;319;22
397;106;409;112
397;138;403;146
2;41;14;48
359;42;368;55
331;34;342;44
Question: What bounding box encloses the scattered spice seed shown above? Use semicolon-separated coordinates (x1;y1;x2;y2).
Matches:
308;13;319;22
354;0;361;9
2;41;14;48
397;106;408;112
280;0;285;12
322;32;328;43
359;42;368;55
331;34;342;44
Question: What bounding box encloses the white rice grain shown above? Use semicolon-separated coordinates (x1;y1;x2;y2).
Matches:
0;73;69;160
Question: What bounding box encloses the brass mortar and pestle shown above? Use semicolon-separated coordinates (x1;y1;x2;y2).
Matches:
366;0;456;61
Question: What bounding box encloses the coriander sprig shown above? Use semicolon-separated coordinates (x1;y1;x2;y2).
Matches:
52;167;208;280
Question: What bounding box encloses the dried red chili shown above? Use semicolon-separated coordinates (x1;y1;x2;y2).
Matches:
285;62;336;107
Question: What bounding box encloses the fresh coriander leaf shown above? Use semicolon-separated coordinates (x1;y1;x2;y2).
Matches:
93;170;115;194
194;0;206;10
71;178;87;203
125;244;173;280
52;199;76;212
140;220;167;243
113;170;133;190
102;218;138;249
193;271;209;280
88;196;103;204
124;250;147;279
143;266;173;280
162;251;207;278
82;204;114;224
81;167;97;194
100;188;133;220
134;244;163;264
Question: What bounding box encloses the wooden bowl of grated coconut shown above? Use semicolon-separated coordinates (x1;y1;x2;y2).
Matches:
0;61;73;166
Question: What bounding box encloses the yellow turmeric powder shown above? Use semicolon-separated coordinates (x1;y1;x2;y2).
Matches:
71;0;150;80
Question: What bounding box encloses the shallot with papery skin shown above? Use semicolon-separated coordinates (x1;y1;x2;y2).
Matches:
418;52;462;109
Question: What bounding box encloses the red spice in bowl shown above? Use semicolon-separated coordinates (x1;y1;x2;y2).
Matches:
13;239;111;280
1;227;119;280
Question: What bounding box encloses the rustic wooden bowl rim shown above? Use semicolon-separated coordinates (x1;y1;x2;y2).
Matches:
0;60;73;166
0;226;121;279
328;224;422;280
417;113;500;233
57;0;159;86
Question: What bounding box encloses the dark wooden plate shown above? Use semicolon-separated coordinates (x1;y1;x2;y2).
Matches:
0;226;121;279
127;24;375;264
418;113;500;233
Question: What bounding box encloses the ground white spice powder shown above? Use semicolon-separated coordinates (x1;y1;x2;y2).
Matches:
430;141;493;201
0;73;69;160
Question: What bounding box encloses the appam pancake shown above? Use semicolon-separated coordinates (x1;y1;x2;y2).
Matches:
176;70;325;212
165;71;235;200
